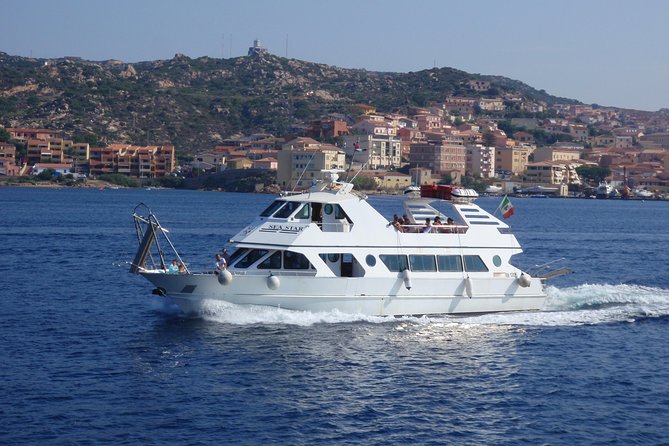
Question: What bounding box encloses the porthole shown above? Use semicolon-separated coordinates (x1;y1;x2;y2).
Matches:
323;204;334;215
492;255;502;267
327;253;340;262
366;255;376;267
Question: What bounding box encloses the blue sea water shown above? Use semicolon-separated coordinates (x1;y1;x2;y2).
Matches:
1;187;668;445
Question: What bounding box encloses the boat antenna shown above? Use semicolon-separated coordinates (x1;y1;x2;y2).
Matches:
343;138;362;183
290;149;317;194
348;160;369;184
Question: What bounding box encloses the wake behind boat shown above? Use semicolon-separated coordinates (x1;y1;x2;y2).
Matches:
130;171;566;316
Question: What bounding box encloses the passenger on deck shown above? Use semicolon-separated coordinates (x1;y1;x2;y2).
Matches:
433;216;443;232
168;259;179;273
446;217;456;233
221;248;231;265
215;254;227;272
422;218;433;233
178;262;186;273
386;214;402;232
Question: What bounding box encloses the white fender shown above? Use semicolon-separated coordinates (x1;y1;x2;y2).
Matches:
267;273;280;290
517;273;531;288
402;269;412;290
217;269;233;285
465;276;473;298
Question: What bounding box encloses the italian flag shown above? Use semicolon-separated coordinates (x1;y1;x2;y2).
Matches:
500;195;514;218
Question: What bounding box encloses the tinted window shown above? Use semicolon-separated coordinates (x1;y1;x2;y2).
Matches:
283;251;312;269
260;200;285;217
229;248;248;264
437;255;463;272
380;254;409;272
410;255;436;272
235;249;269;268
463;255;489;272
258;251;282;269
295;204;310;220
274;202;302;218
334;204;348;220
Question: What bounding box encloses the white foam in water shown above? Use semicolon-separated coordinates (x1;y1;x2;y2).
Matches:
159;284;669;327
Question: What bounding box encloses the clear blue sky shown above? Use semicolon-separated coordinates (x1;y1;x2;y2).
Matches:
3;0;668;111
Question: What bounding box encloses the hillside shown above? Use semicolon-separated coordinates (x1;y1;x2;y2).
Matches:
0;50;578;153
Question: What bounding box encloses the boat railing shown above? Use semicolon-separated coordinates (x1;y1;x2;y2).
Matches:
394;224;468;234
527;258;573;281
227;270;317;277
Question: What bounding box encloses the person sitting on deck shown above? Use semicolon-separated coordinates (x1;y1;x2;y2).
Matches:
167;259;179;273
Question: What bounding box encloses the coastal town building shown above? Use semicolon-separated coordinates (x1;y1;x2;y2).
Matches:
409;137;466;176
89;144;175;178
0;142;19;176
642;132;669;150
276;144;346;190
7;128;60;142
495;146;531;176
466;145;496;178
524;160;583;185
26;138;74;165
533;147;582;163
31;163;74;176
192;152;227;172
252;157;278;170
341;134;402;170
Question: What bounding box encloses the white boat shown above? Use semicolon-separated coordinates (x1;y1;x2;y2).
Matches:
403;185;421;195
130;171;561;316
634;188;653;198
596;181;614;199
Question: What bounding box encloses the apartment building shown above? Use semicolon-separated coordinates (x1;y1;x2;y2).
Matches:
409;137;466;176
466;145;496;178
26;138;74;165
89;144;175;178
8;128;60;142
495;146;531;176
524;161;582;185
341;134;402;170
0;142;19;176
533;147;582;163
276;144;346;190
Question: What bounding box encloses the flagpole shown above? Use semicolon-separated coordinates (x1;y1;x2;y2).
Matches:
492;195;506;216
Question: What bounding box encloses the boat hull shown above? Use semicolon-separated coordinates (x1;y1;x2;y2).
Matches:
141;272;546;316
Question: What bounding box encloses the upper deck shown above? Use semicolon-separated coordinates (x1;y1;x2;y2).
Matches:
229;181;520;252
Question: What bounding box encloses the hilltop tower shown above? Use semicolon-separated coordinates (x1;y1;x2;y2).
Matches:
248;39;269;57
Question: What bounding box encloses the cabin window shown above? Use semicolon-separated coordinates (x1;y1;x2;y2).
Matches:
294;203;311;220
321;253;340;262
323;204;334;215
410;255;436;272
492;255;502;267
274;202;302;219
365;255;376;267
283;251;312;270
437;255;463;272
235;249;269;268
260;200;285;217
463;255;489;272
380;254;409;272
229;248;248;265
257;251;282;269
333;204;349;221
